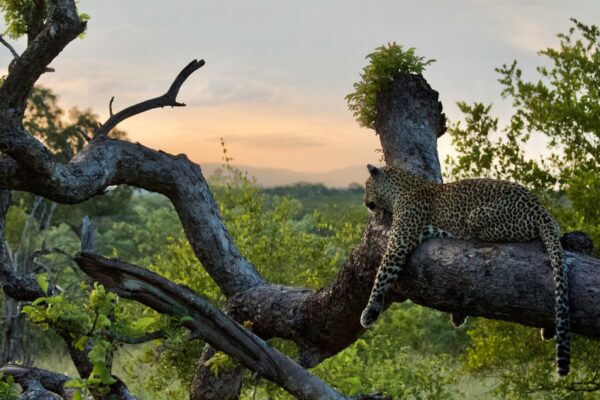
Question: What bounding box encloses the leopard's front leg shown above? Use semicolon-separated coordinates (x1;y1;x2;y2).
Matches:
360;211;422;328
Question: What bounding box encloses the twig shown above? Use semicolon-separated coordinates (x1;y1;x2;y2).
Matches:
0;34;19;59
109;96;115;117
75;127;91;142
0;34;54;72
95;59;205;136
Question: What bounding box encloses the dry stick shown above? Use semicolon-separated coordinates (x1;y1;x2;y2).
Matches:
109;96;115;117
95;59;205;136
0;34;19;59
0;34;54;72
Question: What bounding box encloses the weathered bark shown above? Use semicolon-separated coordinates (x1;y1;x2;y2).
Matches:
403;239;599;335
0;364;74;399
75;252;349;400
190;346;244;400
375;72;446;183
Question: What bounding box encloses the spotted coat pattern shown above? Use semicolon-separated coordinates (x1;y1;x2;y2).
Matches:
360;164;570;376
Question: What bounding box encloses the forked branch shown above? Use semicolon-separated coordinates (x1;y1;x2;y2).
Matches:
95;59;205;136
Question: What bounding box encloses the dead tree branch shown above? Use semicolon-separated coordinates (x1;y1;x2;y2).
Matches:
0;34;20;59
74;251;349;400
95;59;205;137
0;364;74;399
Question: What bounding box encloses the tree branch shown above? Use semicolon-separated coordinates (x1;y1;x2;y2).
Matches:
0;364;73;399
0;190;47;301
95;59;205;137
0;0;85;111
74;251;350;400
0;34;19;59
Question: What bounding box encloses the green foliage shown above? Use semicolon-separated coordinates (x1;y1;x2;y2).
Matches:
0;0;88;40
467;320;600;399
346;43;435;129
205;351;237;378
447;18;600;398
0;0;47;39
446;19;600;252
0;373;19;400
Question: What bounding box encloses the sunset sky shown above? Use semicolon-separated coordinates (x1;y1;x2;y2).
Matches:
2;1;599;177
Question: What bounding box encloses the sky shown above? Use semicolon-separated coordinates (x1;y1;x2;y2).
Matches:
1;0;600;177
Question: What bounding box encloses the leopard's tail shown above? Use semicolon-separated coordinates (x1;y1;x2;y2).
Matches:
539;213;570;376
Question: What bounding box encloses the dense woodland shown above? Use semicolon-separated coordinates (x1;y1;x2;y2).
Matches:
0;1;599;399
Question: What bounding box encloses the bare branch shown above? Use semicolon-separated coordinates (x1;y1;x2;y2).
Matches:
109;96;115;118
0;34;19;59
74;251;349;400
95;59;205;137
75;127;92;142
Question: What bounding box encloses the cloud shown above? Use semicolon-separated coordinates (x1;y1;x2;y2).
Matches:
186;77;283;106
214;132;321;148
466;0;559;54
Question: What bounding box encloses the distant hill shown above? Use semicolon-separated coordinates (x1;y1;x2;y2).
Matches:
200;163;368;188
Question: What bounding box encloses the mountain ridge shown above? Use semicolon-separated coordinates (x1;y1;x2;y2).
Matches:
200;163;368;188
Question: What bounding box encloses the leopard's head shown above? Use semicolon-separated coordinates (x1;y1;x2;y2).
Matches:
364;164;392;212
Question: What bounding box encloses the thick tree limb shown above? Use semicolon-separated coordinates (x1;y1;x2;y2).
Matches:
0;135;264;296
375;72;446;183
191;346;244;400
0;0;85;111
0;364;74;399
74;251;349;400
402;239;600;336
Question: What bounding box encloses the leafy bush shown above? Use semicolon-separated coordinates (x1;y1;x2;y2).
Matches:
346;43;435;129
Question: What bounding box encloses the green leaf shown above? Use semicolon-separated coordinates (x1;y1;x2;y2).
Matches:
36;272;49;294
73;335;89;351
31;297;47;306
132;316;157;331
96;314;111;330
64;379;85;389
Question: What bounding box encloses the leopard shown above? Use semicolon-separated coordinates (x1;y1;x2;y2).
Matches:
360;164;570;376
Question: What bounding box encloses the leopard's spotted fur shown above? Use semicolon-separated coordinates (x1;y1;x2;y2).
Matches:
360;164;570;376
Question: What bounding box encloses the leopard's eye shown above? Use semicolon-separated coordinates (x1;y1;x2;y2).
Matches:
366;201;377;211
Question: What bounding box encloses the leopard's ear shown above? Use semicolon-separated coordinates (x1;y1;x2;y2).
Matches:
367;164;380;177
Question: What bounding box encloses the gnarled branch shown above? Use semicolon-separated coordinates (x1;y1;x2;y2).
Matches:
95;59;205;137
74;251;349;400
